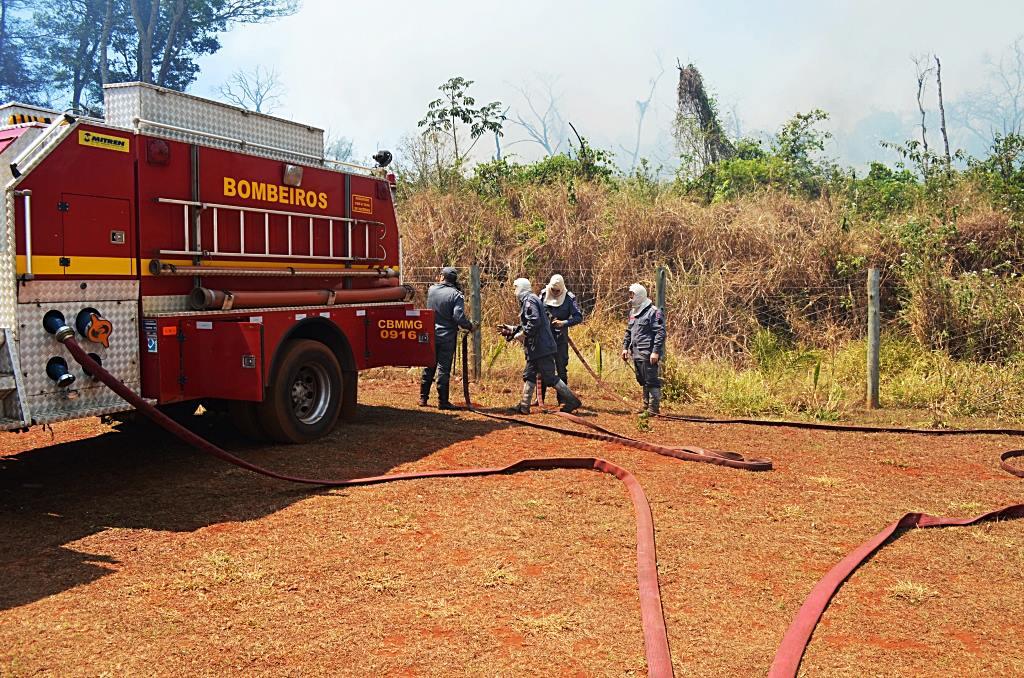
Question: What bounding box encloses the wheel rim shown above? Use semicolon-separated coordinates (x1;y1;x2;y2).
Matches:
290;362;332;425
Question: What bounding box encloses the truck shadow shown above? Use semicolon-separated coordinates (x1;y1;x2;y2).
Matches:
0;404;511;611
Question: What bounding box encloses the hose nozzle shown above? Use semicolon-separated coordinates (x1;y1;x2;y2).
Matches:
42;310;75;342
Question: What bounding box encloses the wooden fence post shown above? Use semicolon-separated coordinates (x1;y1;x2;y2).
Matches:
470;264;482;381
866;267;880;409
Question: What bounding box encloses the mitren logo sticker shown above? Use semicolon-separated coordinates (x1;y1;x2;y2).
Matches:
78;130;130;153
352;194;373;215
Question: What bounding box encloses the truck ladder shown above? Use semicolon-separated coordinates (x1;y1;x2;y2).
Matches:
155;198;388;262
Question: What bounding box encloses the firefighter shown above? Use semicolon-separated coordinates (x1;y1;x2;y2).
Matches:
540;274;584;405
420;266;474;410
499;278;583;414
621;283;666;416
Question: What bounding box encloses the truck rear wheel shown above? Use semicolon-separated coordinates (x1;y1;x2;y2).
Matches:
258;339;343;444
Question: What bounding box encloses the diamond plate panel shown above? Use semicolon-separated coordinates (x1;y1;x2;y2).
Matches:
17;281;140;424
19;279;139;304
141;294;190;314
104;82;324;164
0;189;16;330
1;128;45;330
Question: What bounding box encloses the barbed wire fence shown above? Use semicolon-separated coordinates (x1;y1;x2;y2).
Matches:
404;263;1024;410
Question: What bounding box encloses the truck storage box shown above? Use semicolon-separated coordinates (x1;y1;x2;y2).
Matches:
103;82;324;164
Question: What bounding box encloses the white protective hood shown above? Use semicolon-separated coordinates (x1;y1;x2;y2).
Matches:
513;278;532;301
544;274;568;307
629;283;652;315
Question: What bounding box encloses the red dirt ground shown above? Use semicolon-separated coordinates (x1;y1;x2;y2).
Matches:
1;376;1022;676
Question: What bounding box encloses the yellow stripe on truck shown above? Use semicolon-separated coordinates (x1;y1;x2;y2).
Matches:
16;255;136;276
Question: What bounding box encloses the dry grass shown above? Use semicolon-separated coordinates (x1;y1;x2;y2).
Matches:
889;580;939;606
399;181;1024;425
401;185;872;357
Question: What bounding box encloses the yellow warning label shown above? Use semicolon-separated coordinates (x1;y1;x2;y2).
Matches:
79;130;130;153
352;194;373;215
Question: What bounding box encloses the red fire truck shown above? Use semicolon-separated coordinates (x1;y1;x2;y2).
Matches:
0;83;435;443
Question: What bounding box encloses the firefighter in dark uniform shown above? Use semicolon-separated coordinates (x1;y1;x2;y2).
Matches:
621;282;666;415
499;278;583;414
420;266;474;410
540;274;583;404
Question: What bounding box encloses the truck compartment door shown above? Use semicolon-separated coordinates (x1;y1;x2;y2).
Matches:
364;308;435;368
60;193;134;276
180;320;264;401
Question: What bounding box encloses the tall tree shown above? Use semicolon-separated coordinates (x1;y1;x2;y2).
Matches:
934;55;951;167
508;75;568;156
125;0;297;88
673;62;735;175
619;57;665;172
957;35;1024;145
0;0;44;103
418;76;505;166
27;0;298;111
32;0;126;110
911;54;934;173
218;64;283;112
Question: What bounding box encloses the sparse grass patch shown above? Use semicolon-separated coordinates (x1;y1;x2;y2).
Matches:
515;611;579;637
766;504;807;522
357;568;405;595
175;550;264;593
778;504;806;521
809;475;843;488
524;498;547;520
880;457;912;469
701;487;737;504
889;580;938;605
481;563;521;588
375;505;419;531
948;500;985;514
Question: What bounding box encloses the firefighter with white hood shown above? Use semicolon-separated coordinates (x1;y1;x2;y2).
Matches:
540;274;584;405
498;278;583;414
621;283;666;415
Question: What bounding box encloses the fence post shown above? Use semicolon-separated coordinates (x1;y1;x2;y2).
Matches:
470;264;482;381
866;267;880;409
655;265;667;314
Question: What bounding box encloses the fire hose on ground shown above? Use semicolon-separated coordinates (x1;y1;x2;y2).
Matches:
566;335;1024;674
52;325;1022;677
56;328;688;677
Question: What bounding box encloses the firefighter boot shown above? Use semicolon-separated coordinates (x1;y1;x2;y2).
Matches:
637;387;650;414
437;385;458;411
509;381;534;415
647;388;662;416
554;380;582;414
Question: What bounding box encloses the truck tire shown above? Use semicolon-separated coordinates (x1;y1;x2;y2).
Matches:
258;339;343;444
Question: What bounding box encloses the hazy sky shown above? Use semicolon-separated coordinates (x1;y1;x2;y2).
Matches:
191;0;1024;168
